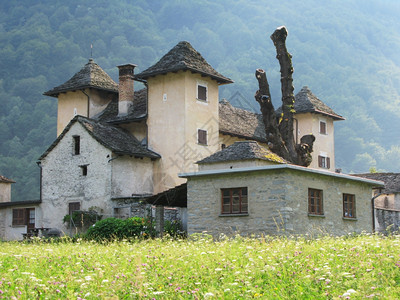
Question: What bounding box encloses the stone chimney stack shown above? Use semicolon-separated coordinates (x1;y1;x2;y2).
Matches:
117;64;137;116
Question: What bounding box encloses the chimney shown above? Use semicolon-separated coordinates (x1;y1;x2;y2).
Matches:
117;64;137;116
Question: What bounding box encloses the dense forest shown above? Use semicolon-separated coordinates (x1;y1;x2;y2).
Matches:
1;0;400;200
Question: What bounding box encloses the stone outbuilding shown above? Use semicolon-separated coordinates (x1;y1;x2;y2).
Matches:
180;141;384;237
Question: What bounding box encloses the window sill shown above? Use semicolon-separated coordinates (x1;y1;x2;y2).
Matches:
343;217;357;221
197;143;208;146
308;214;325;218
219;213;249;217
196;99;208;104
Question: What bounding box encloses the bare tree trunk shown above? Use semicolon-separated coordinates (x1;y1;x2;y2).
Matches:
255;26;315;167
254;69;290;160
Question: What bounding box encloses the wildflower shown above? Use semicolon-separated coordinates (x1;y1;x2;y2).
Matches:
204;292;214;297
153;291;164;295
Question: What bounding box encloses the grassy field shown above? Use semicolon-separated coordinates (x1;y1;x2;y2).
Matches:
0;234;399;299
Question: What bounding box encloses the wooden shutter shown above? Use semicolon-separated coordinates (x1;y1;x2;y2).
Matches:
327;157;330;169
198;129;207;145
12;208;26;225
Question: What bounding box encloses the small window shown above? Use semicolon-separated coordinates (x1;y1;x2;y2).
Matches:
80;165;88;176
198;129;207;145
12;208;35;227
69;202;80;215
318;156;330;169
320;121;327;134
221;144;226;150
308;188;323;215
12;208;26;226
343;194;356;218
73;136;80;155
197;84;207;101
221;187;248;215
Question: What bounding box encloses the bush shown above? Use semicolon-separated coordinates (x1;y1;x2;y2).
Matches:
85;217;155;241
164;220;186;238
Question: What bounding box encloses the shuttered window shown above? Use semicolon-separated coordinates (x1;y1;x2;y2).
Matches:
318;156;330;169
12;208;26;226
320;121;327;134
197;84;207;101
198;129;207;145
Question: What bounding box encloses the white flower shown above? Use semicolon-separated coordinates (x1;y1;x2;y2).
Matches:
347;289;356;294
153;291;164;295
204;292;214;297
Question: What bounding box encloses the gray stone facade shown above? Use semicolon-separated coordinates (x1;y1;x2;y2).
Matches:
183;165;382;237
375;208;400;233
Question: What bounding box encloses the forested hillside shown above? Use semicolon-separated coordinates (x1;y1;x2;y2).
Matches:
1;0;400;200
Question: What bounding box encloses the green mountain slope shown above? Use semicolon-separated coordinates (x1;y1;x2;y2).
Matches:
1;0;399;200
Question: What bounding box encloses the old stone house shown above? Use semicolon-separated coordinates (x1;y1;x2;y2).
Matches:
181;141;383;237
0;176;42;240
1;41;378;240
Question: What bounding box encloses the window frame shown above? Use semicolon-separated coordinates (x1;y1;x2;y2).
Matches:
12;208;35;227
221;187;248;215
73;135;80;155
319;121;327;135
197;129;208;145
68;202;81;215
308;188;324;216
318;155;330;169
343;194;356;219
196;82;208;102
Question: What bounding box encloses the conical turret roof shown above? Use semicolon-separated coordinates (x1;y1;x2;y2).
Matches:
44;59;118;97
135;41;233;84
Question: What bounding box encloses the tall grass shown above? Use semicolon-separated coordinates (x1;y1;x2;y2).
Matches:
0;233;399;299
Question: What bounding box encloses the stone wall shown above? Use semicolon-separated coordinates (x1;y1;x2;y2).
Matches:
187;168;374;237
375;208;400;233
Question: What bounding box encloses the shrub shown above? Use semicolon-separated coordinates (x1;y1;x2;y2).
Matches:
164;220;186;238
85;217;155;241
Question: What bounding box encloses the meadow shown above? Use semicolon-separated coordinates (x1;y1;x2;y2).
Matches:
0;233;399;299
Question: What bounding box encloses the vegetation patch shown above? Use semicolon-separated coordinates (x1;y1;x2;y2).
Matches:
0;233;399;298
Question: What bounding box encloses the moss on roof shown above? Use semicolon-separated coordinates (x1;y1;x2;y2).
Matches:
197;141;286;164
135;41;233;84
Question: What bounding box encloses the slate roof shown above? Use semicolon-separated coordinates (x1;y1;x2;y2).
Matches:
288;86;344;120
44;59;118;97
39;115;160;160
0;200;41;208
135;41;233;85
354;173;400;193
94;88;147;123
219;99;266;142
0;175;15;183
197;141;286;164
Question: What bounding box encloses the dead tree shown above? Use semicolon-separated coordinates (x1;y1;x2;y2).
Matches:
255;26;315;167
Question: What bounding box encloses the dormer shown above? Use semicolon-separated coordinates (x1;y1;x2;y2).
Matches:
292;86;345;171
44;59;118;136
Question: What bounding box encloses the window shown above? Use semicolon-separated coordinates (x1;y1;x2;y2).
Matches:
197;83;207;101
69;202;81;215
343;194;356;218
221;144;226;150
73;136;80;155
221;187;248;215
12;208;25;225
318;155;330;169
80;165;88;176
198;129;208;145
308;188;323;215
12;208;35;227
319;121;327;134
